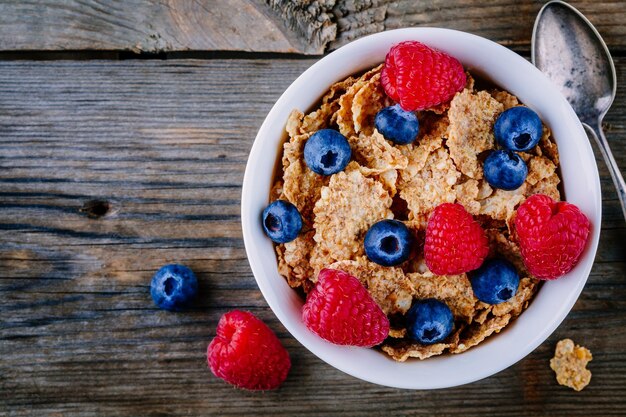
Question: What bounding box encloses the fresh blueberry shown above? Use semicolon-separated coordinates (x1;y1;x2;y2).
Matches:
150;264;198;311
406;299;454;345
364;219;413;266
494;106;543;151
374;104;420;145
483;150;528;190
469;258;520;305
303;129;351;175
262;200;302;243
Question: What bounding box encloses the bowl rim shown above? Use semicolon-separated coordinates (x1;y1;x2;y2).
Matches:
241;27;601;389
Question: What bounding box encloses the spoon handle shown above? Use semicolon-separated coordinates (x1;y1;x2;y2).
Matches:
583;120;626;221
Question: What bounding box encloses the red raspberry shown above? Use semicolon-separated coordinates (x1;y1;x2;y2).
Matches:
207;310;290;390
514;194;591;280
381;41;466;111
302;269;389;347
424;203;489;275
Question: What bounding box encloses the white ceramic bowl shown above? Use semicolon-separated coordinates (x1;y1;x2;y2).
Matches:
241;28;601;389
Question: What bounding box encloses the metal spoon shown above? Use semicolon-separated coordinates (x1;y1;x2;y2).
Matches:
532;0;625;220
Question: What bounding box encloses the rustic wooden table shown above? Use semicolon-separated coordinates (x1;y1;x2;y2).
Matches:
1;1;624;416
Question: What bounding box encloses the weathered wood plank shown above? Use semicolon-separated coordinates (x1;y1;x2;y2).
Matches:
0;1;624;55
0;59;624;416
0;0;335;54
332;0;626;52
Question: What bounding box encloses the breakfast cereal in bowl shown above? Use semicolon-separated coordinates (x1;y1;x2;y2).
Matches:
260;40;592;362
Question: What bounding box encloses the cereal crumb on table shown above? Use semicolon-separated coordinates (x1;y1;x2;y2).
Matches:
550;339;592;391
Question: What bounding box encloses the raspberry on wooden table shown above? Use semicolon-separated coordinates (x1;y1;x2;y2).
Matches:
207;310;291;390
381;41;466;111
302;269;389;347
514;194;591;280
424;203;489;275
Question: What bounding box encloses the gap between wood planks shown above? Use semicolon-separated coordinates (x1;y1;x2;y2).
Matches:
1;48;625;62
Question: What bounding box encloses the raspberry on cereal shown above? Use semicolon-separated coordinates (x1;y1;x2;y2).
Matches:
514;194;590;279
302;268;390;347
424;203;489;275
381;41;466;111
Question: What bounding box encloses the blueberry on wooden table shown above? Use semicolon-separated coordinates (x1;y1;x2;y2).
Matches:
150;264;198;311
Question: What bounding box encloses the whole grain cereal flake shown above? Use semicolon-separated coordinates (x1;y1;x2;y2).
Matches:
550;339;592;391
311;162;393;268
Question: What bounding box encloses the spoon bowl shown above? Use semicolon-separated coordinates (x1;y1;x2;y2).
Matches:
532;0;626;219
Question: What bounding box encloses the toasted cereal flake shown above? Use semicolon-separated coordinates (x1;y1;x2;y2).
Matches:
335;65;383;137
270;180;284;201
473;308;491;324
349;130;408;196
399;113;448;174
286;109;305;138
381;327;463;361
428;102;450;115
398;135;443;178
328;257;415;315
324;75;359;104
479;185;527;222
451;314;511;353
490;90;520;110
465;71;475;91
454;179;481;215
477;180;494;200
486;228;527;272
281;133;328;224
353;73;388;135
308;244;331;281
550;339;592;391
349;130;408;175
378;169;400;197
312;162;393;265
389;327;408;338
407;272;477;323
526;156;556;186
539;127;559;165
301;104;337;134
283;158;327;225
447;89;504;179
276;230;315;289
529;172;561;201
282;132;308;168
399;147;461;227
382;340;448;361
296;76;359;135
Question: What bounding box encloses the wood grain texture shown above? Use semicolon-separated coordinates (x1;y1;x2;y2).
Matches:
0;1;624;55
0;58;624;416
0;0;335;54
331;0;626;52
